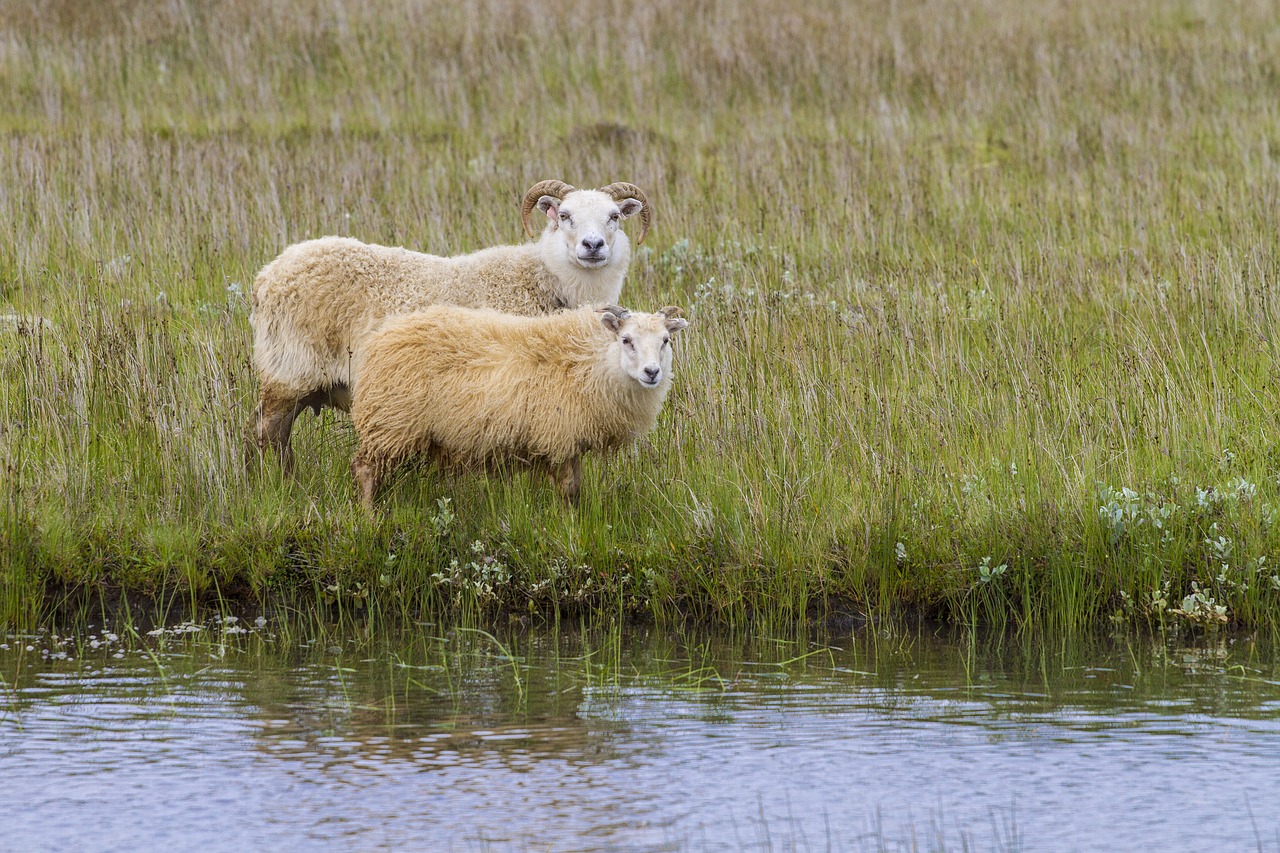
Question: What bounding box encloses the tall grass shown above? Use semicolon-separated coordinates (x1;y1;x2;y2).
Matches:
3;0;1280;632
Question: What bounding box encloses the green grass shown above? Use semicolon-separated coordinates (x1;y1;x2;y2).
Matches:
3;0;1280;632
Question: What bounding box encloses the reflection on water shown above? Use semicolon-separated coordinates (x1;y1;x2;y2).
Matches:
1;623;1279;851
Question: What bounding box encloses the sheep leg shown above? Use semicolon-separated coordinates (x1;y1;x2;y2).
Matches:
352;449;384;513
250;388;307;476
552;456;582;505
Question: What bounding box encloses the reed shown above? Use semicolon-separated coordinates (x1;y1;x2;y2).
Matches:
3;0;1280;632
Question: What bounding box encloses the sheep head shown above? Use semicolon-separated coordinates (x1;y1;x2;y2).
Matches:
597;305;688;389
522;180;652;270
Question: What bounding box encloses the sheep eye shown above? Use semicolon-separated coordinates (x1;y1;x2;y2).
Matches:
609;212;620;222
621;336;633;347
662;336;670;346
559;212;570;222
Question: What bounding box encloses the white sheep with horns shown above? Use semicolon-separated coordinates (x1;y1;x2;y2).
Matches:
247;179;651;474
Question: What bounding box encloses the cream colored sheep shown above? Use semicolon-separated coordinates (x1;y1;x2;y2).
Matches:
248;179;652;473
350;304;688;509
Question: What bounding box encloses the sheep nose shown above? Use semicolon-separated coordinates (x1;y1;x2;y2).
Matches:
581;236;605;253
643;365;660;382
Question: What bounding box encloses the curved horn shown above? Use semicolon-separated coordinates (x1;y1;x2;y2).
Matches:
598;182;652;245
520;180;575;237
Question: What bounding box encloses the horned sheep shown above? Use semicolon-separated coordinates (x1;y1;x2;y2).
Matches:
248;179;652;473
350;304;689;509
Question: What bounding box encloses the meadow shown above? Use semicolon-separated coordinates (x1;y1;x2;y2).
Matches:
2;0;1280;633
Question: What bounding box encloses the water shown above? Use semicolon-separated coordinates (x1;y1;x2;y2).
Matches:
2;620;1279;852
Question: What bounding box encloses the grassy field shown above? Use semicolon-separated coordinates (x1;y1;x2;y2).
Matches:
3;0;1280;632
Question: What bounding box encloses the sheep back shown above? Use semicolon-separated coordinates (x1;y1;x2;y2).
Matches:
250;236;564;395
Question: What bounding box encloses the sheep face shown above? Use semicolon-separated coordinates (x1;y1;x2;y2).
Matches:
537;189;643;270
598;306;689;389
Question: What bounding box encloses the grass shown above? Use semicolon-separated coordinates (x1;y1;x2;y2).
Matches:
3;0;1280;632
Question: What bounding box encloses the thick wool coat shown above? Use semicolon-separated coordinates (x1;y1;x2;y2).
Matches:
351;305;674;476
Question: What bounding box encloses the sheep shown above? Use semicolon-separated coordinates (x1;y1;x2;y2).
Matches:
248;179;652;473
349;304;689;510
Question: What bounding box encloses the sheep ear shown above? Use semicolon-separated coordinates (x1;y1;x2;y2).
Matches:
658;306;689;332
536;196;561;221
616;198;643;220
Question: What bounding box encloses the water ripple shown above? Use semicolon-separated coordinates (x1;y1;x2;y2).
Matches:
1;636;1279;852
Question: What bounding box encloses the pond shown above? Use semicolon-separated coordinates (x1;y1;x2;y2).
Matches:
1;618;1278;851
